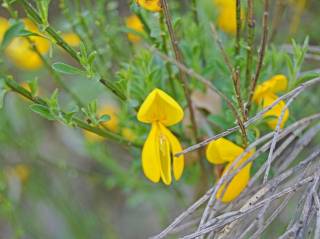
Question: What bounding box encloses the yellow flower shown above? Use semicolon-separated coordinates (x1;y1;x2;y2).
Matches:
125;15;144;43
137;88;184;185
62;32;81;47
253;75;289;129
136;0;161;12
7;164;30;184
122;128;136;142
206;138;254;203
5;18;50;70
213;0;242;35
0;17;9;42
84;105;119;142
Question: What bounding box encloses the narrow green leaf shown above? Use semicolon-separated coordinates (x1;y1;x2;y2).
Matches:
99;114;111;123
0;21;38;50
30;104;55;120
52;62;84;75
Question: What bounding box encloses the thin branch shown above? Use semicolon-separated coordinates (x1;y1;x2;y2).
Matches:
3;77;141;148
176;77;320;156
263;87;303;183
235;0;241;56
246;0;270;113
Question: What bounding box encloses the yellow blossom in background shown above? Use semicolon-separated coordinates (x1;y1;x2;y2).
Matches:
125;15;144;43
289;0;307;35
0;17;9;42
253;75;289;129
6;164;30;184
83;105;119;142
136;0;161;12
5;18;50;70
206;138;254;203
213;0;242;35
137;88;184;185
62;32;81;47
121;128;136;142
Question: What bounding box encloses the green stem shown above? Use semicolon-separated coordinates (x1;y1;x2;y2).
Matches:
4;76;142;148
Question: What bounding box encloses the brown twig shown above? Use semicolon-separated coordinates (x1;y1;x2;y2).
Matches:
160;0;209;183
210;23;248;145
246;0;270;113
159;0;198;141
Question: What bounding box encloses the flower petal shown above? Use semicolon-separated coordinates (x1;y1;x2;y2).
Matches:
159;123;184;181
62;32;81;47
157;124;172;185
216;149;254;203
253;74;288;102
206;138;244;164
0;17;9;42
217;162;252;203
142;123;161;183
136;0;161;12
263;93;289;129
137;88;184;126
99;105;119;133
125;15;144;43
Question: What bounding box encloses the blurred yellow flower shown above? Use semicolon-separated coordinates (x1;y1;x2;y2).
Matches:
253;75;289;129
125;15;144;43
136;0;161;12
213;0;242;35
83;105;119;142
5;18;50;70
206;138;253;203
122;128;136;142
62;32;81;47
7;164;30;184
137;88;184;185
0;17;9;42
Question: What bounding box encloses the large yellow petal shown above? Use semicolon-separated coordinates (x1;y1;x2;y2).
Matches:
159;123;184;181
6;39;44;70
136;0;161;12
262;93;289;129
0;17;9;42
216;149;254;203
142;123;161;183
157;124;172;185
137;88;184;126
206;138;244;164
217;162;252;203
125;15;144;43
217;6;237;35
5;18;50;70
62;32;81;47
253;74;288;102
23;18;50;54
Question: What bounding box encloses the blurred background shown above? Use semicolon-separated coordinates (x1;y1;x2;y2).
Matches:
0;0;320;238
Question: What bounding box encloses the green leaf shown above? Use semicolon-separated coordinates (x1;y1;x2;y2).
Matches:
99;114;111;123
30;104;55;120
0;78;7;109
52;62;84;75
296;72;320;86
0;21;36;50
208;115;230;129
